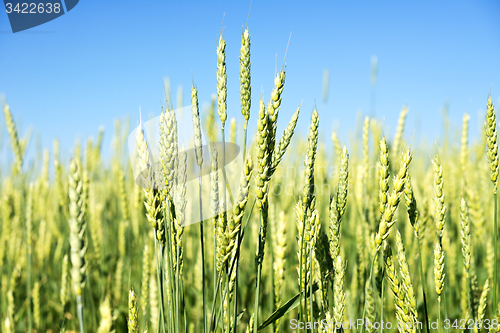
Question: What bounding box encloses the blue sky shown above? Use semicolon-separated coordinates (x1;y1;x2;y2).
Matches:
1;1;500;166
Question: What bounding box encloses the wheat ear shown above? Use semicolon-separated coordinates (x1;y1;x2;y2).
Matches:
68;158;86;333
2;103;23;174
395;230;418;329
364;279;376;332
333;255;346;326
476;279;490;332
460;196;471;276
485;93;499;319
329;146;349;262
434;241;445;302
379;136;390;215
383;242;406;330
375;148;412;248
392;105;408;160
97;296;115;333
240;26;251;124
433;156;446;241
217;34;227;127
128;289;139;333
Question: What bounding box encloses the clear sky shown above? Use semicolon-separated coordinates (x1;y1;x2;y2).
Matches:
1;1;500;166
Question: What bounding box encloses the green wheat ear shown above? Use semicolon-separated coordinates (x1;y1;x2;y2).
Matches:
375;148;412;248
433;155;446;239
191;84;203;168
379;136;390;215
128;289;138;333
217;34;227;127
2;103;23;174
460;196;471;276
302;109;319;210
486;94;499;192
240;26;251;123
434;241;445;302
384;242;407;325
68;158;86;297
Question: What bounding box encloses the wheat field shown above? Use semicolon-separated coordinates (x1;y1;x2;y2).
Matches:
0;25;499;333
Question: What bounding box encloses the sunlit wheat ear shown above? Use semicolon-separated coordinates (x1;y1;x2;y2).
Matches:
295;203;319;289
270;105;300;174
471;266;480;318
433;155;446;239
118;167;130;224
434;241;445;302
255;99;270;209
460;196;471;276
68;158;87;297
333;255;346;325
336;146;349;218
395;230;418;326
485;95;499;192
375;148;412;248
216;209;228;274
331;131;342;164
302;109;319;211
329;146;349;262
191;84;203;168
265;68;286;156
240;26;251;123
217;34;227;127
136;123;163;244
477;279;490;330
172;147;187;271
383;242;406;327
4;265;20;332
128;289;138;333
379;136;390;215
364;279;376;332
97;296;114;333
227;156;253;257
392;105;408;160
218;156;253;279
159;107;178;195
267;67;286;126
246;313;255;333
211;148;220;224
2;103;22;174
